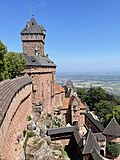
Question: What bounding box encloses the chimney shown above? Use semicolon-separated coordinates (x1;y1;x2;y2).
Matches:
27;21;29;28
46;53;49;58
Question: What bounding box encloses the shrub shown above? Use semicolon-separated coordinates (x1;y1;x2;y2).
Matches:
23;131;36;151
27;115;32;121
52;119;61;127
106;142;120;157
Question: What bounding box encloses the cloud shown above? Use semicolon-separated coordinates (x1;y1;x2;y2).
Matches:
1;4;15;10
38;0;46;8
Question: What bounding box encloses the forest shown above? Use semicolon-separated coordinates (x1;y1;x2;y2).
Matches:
77;86;120;126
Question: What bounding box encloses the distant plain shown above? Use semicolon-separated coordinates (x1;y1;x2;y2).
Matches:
56;72;120;96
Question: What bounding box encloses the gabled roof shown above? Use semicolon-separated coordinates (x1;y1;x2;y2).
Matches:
22;54;56;67
54;84;65;95
21;17;46;34
85;113;104;132
65;80;74;88
65;80;76;92
103;117;120;137
47;126;75;136
62;98;70;109
47;126;82;148
73;129;82;148
82;129;100;154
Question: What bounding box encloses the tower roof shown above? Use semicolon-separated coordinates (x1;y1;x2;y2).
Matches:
103;117;120;137
82;129;100;154
21;17;46;34
65;80;75;89
21;54;56;67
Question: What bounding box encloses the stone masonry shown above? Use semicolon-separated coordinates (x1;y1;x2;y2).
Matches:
0;76;32;160
22;39;44;56
21;17;46;56
21;17;56;113
25;67;56;113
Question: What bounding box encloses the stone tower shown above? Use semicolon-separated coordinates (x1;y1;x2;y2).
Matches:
21;17;56;113
21;16;46;56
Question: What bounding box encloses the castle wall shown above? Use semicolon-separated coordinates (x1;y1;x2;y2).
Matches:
25;67;56;113
0;77;32;160
106;136;120;143
54;92;65;109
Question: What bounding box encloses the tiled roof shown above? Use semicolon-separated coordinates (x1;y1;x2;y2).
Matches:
94;133;106;141
82;129;100;154
47;126;82;147
85;113;104;132
54;84;65;95
103;117;120;137
0;75;32;126
21;17;46;34
73;128;82;148
47;126;75;136
91;148;104;160
21;54;56;67
62;98;70;109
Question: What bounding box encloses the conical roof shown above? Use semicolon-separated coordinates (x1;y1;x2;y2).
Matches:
21;17;46;34
103;117;120;137
82;129;100;154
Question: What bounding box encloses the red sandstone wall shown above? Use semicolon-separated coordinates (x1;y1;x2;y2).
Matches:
54;92;65;109
0;84;32;160
25;67;56;113
54;93;62;108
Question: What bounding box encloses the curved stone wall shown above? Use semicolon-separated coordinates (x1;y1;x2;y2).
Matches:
0;75;32;160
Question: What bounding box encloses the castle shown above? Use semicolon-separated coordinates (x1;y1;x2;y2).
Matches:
0;17;120;160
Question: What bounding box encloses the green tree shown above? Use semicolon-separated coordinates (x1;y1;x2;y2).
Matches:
115;98;120;105
106;142;120;158
5;52;26;79
77;88;87;102
0;40;8;80
85;87;106;109
106;106;120;124
94;100;114;125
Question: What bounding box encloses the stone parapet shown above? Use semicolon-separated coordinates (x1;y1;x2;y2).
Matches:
0;76;32;160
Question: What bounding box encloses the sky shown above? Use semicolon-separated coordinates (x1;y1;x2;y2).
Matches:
0;0;120;73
